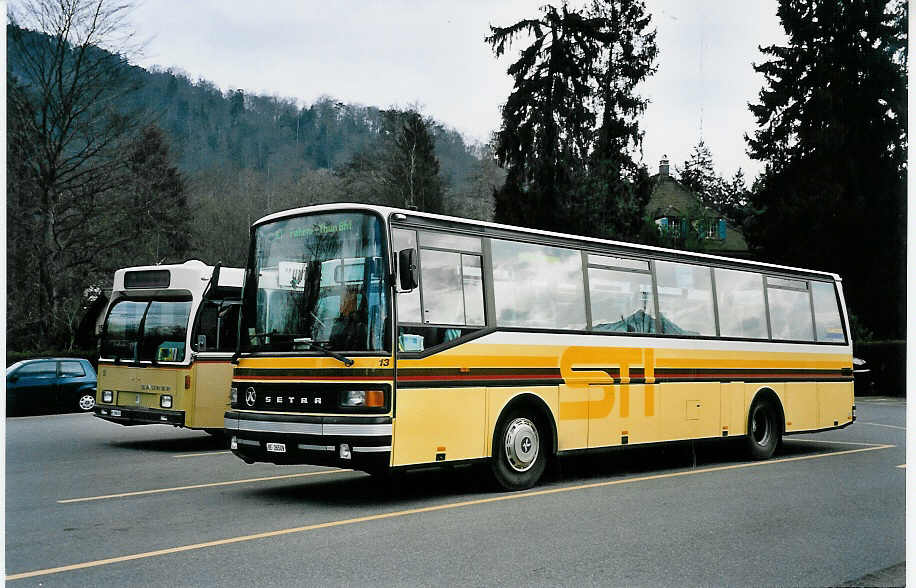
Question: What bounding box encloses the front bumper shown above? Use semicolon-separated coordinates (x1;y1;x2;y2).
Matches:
224;410;391;471
94;406;185;427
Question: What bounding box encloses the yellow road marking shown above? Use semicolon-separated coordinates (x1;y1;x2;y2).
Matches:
855;421;906;431
898;464;906;469
57;470;351;504
173;451;232;458
13;443;893;582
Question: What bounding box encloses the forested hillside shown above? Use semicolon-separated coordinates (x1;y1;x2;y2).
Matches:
130;66;502;265
6;23;502;350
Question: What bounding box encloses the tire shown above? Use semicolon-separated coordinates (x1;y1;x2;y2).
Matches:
77;392;96;412
746;397;781;459
490;409;547;491
204;429;225;437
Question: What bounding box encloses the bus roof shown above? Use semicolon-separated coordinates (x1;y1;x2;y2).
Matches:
111;260;245;296
253;203;842;282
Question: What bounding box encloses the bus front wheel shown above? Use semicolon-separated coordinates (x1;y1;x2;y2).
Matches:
491;410;546;491
746;397;782;459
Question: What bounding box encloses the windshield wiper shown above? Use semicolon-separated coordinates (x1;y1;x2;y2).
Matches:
294;338;354;367
248;332;354;367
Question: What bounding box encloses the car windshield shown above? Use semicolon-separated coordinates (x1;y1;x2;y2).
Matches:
100;298;193;362
241;211;390;353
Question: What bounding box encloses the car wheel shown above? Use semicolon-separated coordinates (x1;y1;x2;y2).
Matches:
491;410;547;491
78;393;96;412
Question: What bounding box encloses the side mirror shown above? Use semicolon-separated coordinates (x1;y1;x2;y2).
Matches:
397;248;419;291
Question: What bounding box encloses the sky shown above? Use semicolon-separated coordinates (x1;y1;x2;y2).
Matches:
128;0;786;181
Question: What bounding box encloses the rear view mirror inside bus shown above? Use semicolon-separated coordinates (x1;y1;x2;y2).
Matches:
397;248;419;291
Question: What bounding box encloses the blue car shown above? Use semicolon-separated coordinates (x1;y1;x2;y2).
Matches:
6;358;97;416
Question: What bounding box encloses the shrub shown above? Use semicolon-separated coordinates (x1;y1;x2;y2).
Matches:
852;340;905;397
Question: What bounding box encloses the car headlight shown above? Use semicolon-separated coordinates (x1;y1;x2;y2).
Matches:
160;394;173;408
339;390;385;408
102;390;113;403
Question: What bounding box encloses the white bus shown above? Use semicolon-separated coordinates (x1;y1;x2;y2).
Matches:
95;260;244;432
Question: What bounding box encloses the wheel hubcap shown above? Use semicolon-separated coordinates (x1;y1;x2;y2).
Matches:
79;395;95;411
752;406;770;446
504;417;539;472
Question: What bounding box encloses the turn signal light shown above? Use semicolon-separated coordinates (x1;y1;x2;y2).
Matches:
185;375;191;390
365;390;384;407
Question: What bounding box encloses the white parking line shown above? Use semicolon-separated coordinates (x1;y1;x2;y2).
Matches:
855;421;906;431
57;469;352;504
788;439;891;446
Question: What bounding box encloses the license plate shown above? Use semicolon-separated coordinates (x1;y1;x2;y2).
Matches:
266;442;286;453
111;409;122;417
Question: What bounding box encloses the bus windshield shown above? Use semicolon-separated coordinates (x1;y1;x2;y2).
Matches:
101;298;193;362
242;211;390;353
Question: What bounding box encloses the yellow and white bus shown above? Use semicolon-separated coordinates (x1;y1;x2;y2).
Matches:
95;260;244;433
224;204;854;489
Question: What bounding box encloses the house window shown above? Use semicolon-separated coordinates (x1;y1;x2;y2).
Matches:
655;216;682;239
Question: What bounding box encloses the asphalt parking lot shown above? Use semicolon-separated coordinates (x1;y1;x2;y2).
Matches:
4;397;907;586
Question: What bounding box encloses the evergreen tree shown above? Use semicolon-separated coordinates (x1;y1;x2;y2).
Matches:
581;0;657;241
487;1;657;236
486;3;603;230
337;110;446;213
675;140;749;227
388;111;445;213
677;140;720;204
744;0;907;338
119;125;192;265
723;168;750;227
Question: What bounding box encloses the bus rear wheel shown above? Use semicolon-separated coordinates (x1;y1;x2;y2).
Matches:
746;397;781;459
491;410;546;491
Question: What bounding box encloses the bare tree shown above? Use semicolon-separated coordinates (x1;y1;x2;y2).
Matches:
7;0;147;346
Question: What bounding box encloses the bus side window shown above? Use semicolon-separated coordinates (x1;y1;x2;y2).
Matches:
587;255;656;334
217;304;241;351
655;261;716;336
196;302;240;352
490;239;586;330
395;228;487;352
714;268;768;339
767;278;815;341
811;281;846;343
196;303;219;351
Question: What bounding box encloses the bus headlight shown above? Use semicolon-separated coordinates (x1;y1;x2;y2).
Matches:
160;395;173;409
339;390;385;408
230;387;238;404
101;390;113;403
